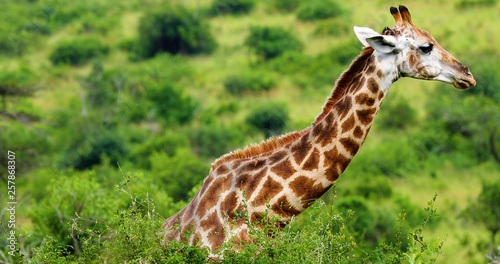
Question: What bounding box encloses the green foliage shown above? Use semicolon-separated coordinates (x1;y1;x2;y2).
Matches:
223;71;277;95
28;171;119;253
464;179;500;250
135;4;217;59
62;129;127;171
0;65;37;112
129;131;191;169
49;37;109;65
314;18;351;36
210;0;255;15
145;81;198;126
150;148;210;201
245;26;303;60
457;0;497;8
246;102;289;138
378;95;417;130
186;122;245;159
271;0;304;13
351;176;393;200
295;0;343;21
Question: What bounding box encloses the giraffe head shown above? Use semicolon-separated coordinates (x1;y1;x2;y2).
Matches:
353;5;475;90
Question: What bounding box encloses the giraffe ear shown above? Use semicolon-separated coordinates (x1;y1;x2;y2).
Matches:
353;26;397;53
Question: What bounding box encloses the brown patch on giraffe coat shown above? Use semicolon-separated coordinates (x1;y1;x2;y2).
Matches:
236;167;268;199
334;96;352;120
252;176;284;207
367;78;379;93
340;137;360;156
221;191;238;218
313;113;339;147
323;146;351;181
409;54;416;68
356;108;377;125
201;211;225;251
271;158;297;180
376;69;382;78
355;93;375;106
353;126;364;138
215;164;230;175
348;76;366;93
269;150;288;165
180;219;196;242
378;91;385;100
184;193;199;221
237;159;267;174
365;63;376;75
341;114;356;132
302;147;320;171
196;174;232;218
292;133;312;165
271;195;301;218
289;176;330;208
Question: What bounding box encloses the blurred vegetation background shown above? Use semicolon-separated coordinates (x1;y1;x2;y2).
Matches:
0;0;499;263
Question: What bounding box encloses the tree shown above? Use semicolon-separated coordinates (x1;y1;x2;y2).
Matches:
464;179;500;254
136;4;217;58
145;81;197;126
0;66;39;124
246;102;288;138
244;26;303;60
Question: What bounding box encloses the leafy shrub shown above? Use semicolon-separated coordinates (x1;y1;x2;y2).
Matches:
265;51;313;74
135;4;217;58
245;26;303;60
210;0;255;15
246;102;289;138
314;18;351;36
353;177;393;200
150;148;210;201
378;95;417;130
461;56;500;101
271;0;304;13
186;122;245;159
463;179;500;250
457;0;497;8
63;130;128;171
28;171;119;253
223;71;277;95
145;81;198;126
49;37;109;65
295;0;343;21
129;131;191;169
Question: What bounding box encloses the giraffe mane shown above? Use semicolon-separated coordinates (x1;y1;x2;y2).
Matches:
210;47;375;172
312;46;375;126
210;129;310;172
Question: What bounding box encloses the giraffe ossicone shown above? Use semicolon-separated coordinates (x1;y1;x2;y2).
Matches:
162;5;475;253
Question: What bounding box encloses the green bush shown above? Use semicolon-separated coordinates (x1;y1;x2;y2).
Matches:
28;171;119;253
186;122;245;159
378;95;417;130
63;130;128;171
295;0;343;21
245;26;303;60
49;37;109;65
246;102;289;138
223;71;277;95
210;0;255;15
150;148;210;201
145;81;198;126
135;4;217;58
271;0;304;13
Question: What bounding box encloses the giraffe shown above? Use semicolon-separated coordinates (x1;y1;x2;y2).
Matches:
162;5;475;253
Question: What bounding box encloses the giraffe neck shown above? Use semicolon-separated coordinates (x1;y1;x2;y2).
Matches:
286;48;398;210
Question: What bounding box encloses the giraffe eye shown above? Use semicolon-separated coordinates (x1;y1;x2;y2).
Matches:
419;44;433;54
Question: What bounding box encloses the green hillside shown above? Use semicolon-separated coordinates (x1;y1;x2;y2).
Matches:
1;0;499;263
